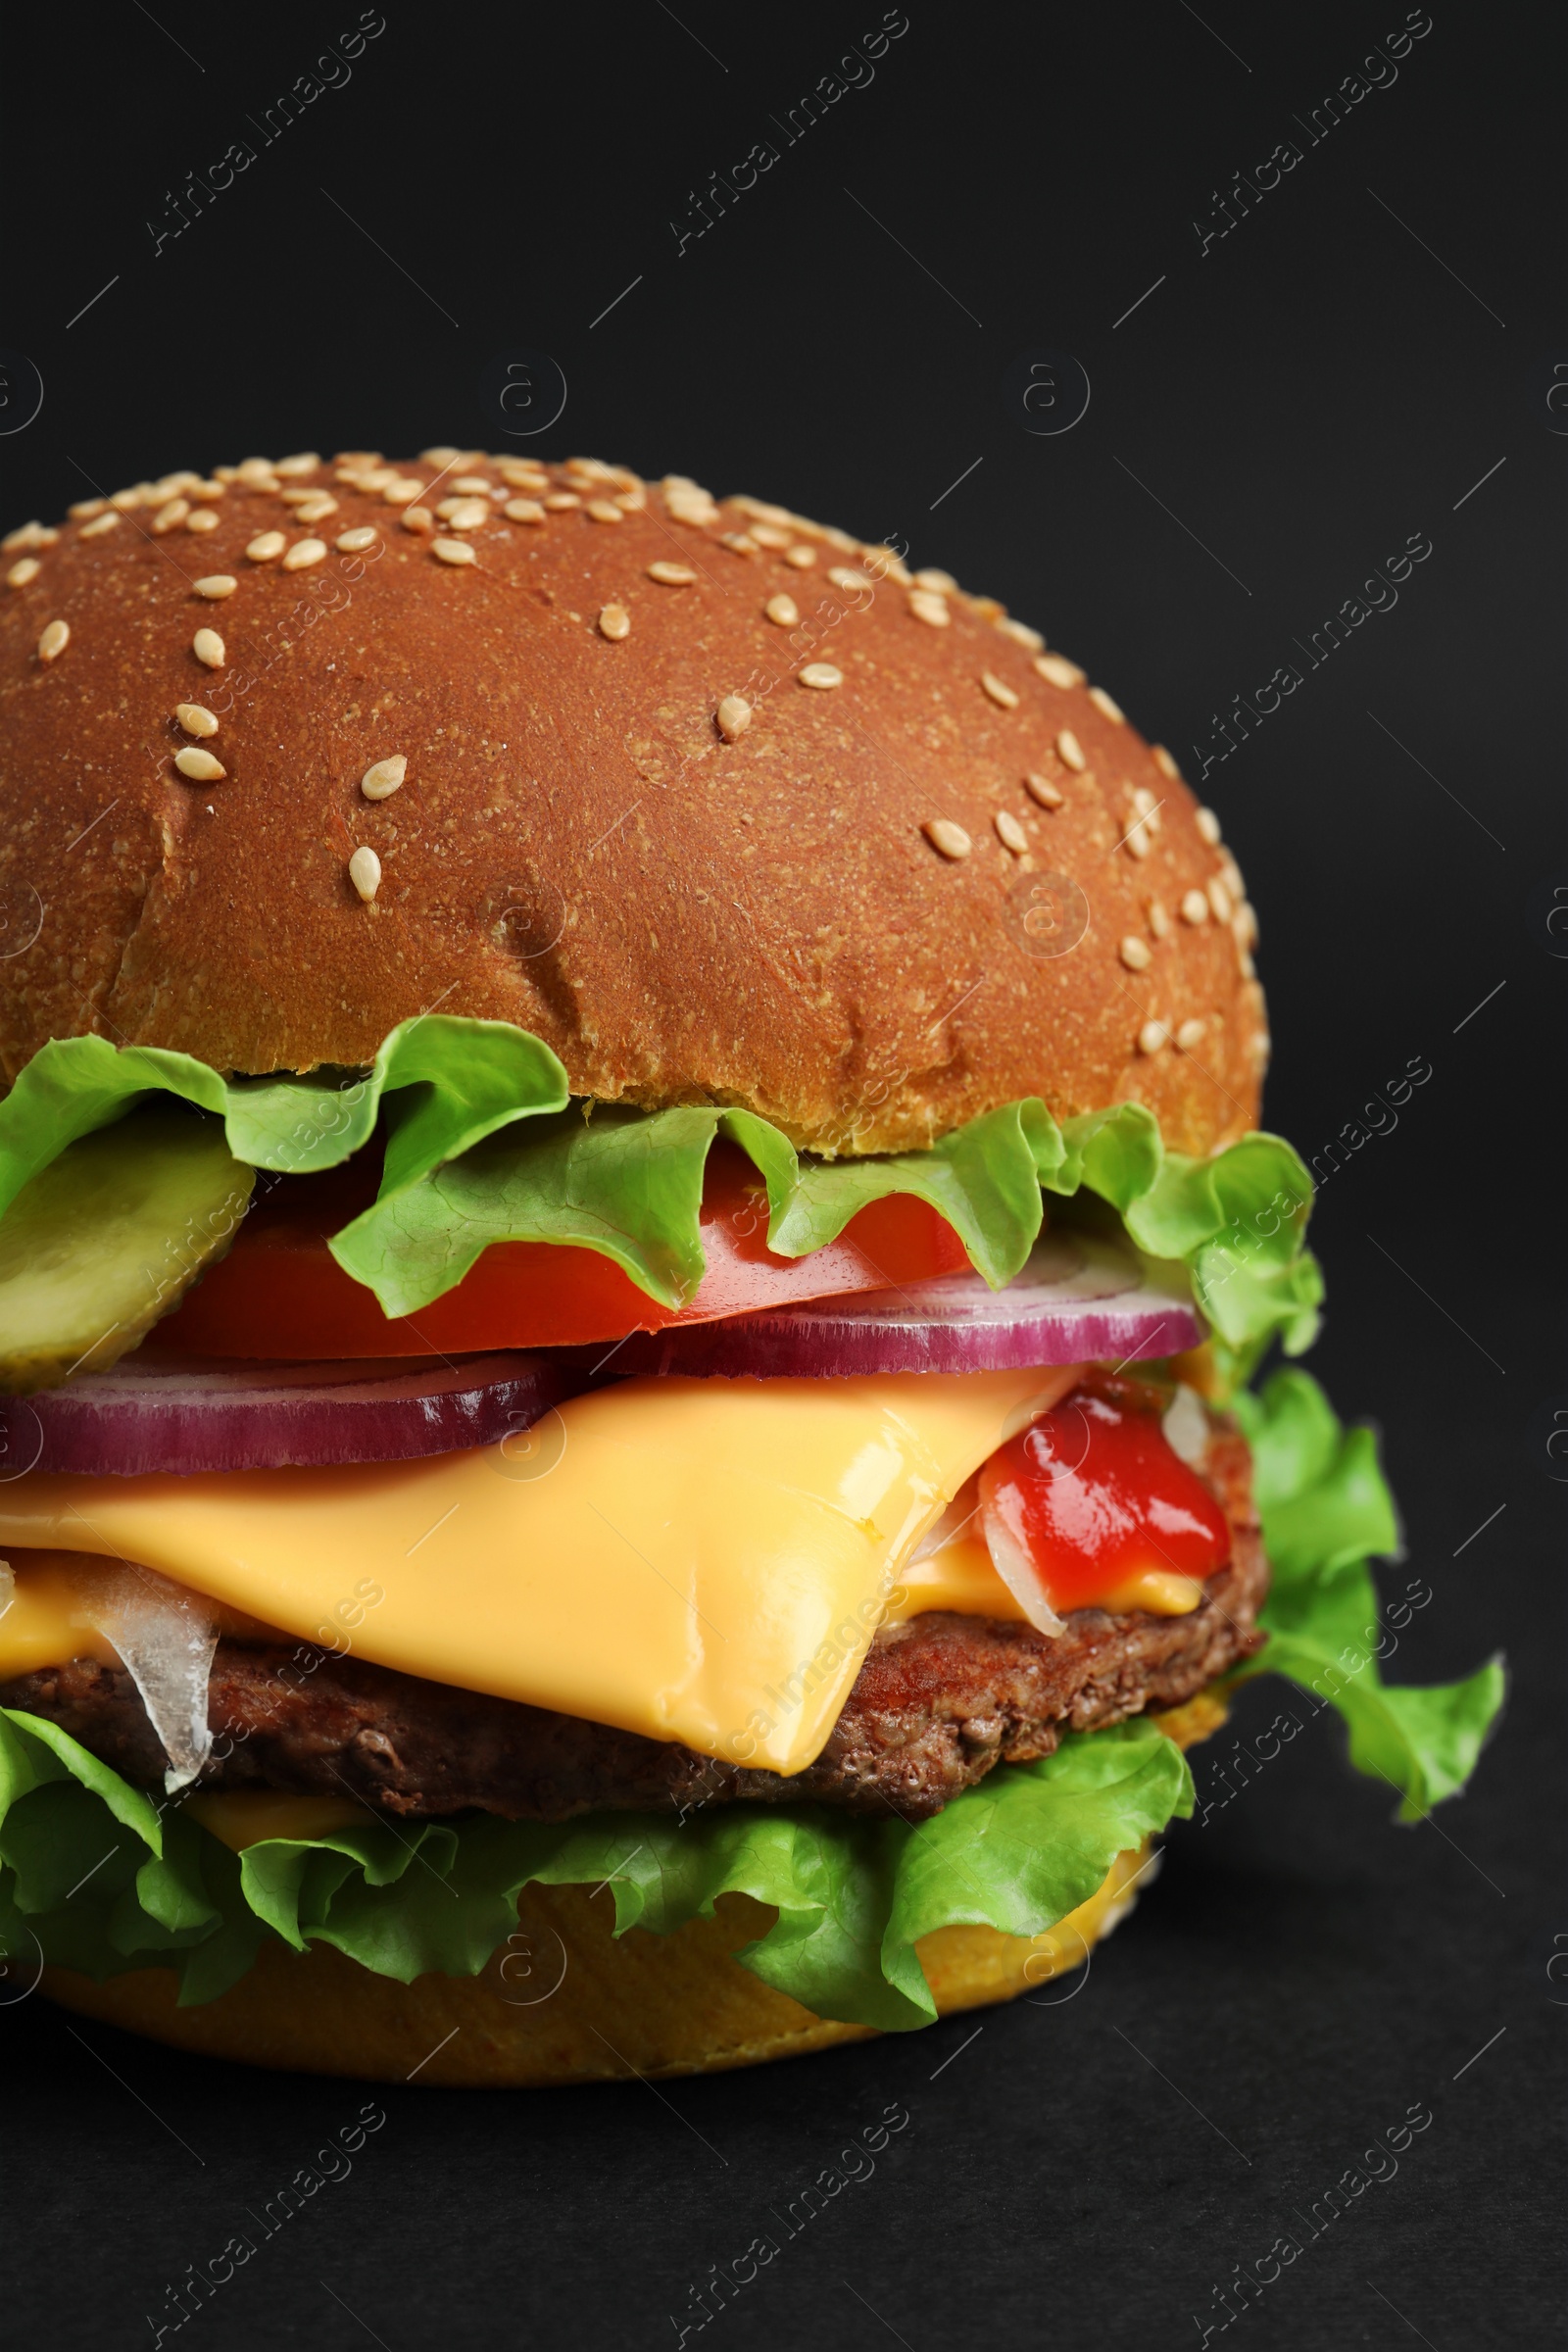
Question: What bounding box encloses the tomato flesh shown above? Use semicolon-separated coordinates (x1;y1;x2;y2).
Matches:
150;1143;971;1359
978;1377;1230;1613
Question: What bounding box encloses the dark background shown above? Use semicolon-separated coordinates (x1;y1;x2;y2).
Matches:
2;0;1562;2344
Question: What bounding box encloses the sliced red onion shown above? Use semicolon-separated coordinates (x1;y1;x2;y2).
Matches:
12;1350;587;1477
597;1233;1203;1380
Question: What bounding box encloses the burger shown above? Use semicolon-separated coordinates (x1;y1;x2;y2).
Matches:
0;451;1501;2085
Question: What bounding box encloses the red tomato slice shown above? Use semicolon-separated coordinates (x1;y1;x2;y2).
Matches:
977;1376;1230;1614
152;1143;971;1358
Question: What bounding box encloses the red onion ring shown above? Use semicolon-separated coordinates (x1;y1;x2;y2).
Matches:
592;1234;1203;1380
8;1351;587;1477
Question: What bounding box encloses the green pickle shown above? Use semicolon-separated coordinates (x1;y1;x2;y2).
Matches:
0;1104;254;1393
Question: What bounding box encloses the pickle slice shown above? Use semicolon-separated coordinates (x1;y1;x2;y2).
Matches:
0;1104;255;1393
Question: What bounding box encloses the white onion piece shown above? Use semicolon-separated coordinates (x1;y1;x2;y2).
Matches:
1161;1383;1209;1465
979;1484;1067;1638
599;1231;1202;1380
18;1350;588;1477
77;1563;218;1794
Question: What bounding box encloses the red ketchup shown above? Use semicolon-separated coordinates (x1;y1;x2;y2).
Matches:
977;1377;1231;1617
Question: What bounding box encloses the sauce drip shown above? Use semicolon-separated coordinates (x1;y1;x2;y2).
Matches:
978;1376;1230;1616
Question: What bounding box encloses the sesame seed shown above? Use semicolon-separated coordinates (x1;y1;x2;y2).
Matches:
279;487;317;506
1147;898;1171;939
497;463;549;491
1034;653;1084;690
996;616;1045;651
912;567;956;594
192;628;225;667
1055;729;1087;771
432;538;477;566
782;544;817;569
1153;745;1181;782
349;846;382;903
439;497;490;532
451;475;492;496
598;604;631;641
799;662;843;690
860;546;910;584
995;810;1028;854
716;695;752;743
1119;934;1152;970
1196;807;1222;845
981;672;1020;711
1234;904;1258;952
751;524;792;550
185;510;220;532
1176;1017;1206;1052
666;494;719;527
7;558;39;589
1207;877;1232;923
175;703;220;738
1180;889;1209;925
1024;771;1064;809
69;500;107;521
2;522;48;551
194;575;238;599
731;495;793;526
719;531;760;556
419;446;463;467
765;593;799;626
274;452;320;477
1138;1020;1168;1056
1088;685;1126;724
1125;825;1152;860
907;590;951;628
110;486;148;510
544;493;580;512
381;479;425;506
401;508;434;534
295;496;338;524
336;526;378;554
151;498;190;533
504;499;546;525
1220;850;1244;899
646;562;696;586
361;756;407;801
827;566;873;594
236;459;277;486
586;500;623;524
923;818;971;861
281;537;328;571
1132;785;1159;820
244;531;285;564
174;746;224;781
36;619;70;662
1240;949;1257;981
79;512;122;539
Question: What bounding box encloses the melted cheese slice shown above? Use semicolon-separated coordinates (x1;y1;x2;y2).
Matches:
0;1368;1079;1776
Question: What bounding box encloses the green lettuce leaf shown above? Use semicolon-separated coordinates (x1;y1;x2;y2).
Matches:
0;1019;1321;1360
0;1705;1189;2029
1232;1369;1505;1819
0;1018;569;1221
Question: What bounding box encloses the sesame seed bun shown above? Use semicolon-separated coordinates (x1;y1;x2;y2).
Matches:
0;455;1266;1153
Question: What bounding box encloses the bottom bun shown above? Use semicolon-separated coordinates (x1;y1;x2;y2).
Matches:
40;1693;1226;2086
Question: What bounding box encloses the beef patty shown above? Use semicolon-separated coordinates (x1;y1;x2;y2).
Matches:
0;1425;1266;1825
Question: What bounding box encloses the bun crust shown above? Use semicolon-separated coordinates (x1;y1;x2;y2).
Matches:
0;458;1266;1152
41;1843;1151;2088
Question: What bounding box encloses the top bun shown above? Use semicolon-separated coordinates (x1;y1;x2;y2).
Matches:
0;453;1266;1154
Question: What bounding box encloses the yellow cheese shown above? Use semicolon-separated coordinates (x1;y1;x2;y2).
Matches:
0;1551;121;1677
0;1368;1079;1777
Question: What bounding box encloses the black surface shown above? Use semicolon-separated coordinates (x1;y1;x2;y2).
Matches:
1;2;1562;2344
